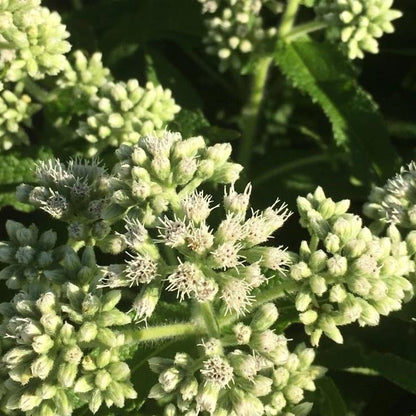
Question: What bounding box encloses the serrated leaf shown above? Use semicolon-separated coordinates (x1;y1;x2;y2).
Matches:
316;377;348;416
275;38;400;182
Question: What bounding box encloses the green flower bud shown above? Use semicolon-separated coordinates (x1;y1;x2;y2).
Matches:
159;367;182;393
309;274;327;296
31;355;54;379
250;303;279;332
74;375;95;393
299;309;318;325
290;262;312;281
95;369;112;391
196;382;220;414
32;334;54;354
295;289;313;312
324;233;340;254
89;388;103;413
283;385;304;405
180;377;198;401
58;362;78;387
327;255;348;277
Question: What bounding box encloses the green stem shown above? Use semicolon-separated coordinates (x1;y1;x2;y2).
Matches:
237;56;272;170
253;153;339;186
219;280;297;328
310;235;320;252
125;322;202;344
23;78;49;103
197;301;220;338
286;20;328;41
279;0;302;37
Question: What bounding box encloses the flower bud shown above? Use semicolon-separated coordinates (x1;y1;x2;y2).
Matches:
159;367;182;393
309;275;327;296
32;334;54;354
196;382;220;414
324;233;340;254
233;323;252;345
31;355;54;380
327;255;348;277
250;303;279;332
290;262;311;281
58;362;78;388
283;385;304;404
299;309;318;325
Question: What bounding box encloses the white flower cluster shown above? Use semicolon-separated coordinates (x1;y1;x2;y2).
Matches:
0;81;40;150
16;157;112;243
315;0;402;59
291;186;414;346
47;50;113;125
77;80;181;155
198;0;278;71
0;220;59;291
0;0;70;81
0;247;136;415
148;304;325;415
105;131;243;227
364;161;416;230
159;184;291;316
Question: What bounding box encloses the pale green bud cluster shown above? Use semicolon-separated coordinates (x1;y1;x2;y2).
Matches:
47;50;113;125
0;245;135;415
16;158;112;243
0;220;60;290
105;131;243;227
0;81;40;150
364;161;416;230
76;80;180;155
315;0;402;59
198;0;277;71
0;0;70;82
148;327;324;415
292;187;414;346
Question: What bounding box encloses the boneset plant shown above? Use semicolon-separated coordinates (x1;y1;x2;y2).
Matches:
0;0;414;415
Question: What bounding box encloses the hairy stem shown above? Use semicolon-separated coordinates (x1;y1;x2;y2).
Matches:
125;322;202;343
287;20;328;41
23;78;49;103
237;56;272;170
279;0;302;37
196;301;220;338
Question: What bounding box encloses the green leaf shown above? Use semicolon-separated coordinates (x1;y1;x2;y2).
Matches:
366;352;416;395
316;376;349;416
275;38;400;182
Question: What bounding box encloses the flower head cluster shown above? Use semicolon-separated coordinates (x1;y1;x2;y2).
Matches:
315;0;402;59
76;80;180;155
160;184;292;317
148;308;324;415
0;281;135;415
107;131;244;227
198;0;278;71
364;161;416;230
0;0;70;82
291;187;414;345
16;157;112;242
0;81;40;150
47;50;113;126
0;220;61;291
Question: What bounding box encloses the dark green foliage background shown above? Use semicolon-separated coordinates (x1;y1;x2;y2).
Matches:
1;0;416;414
